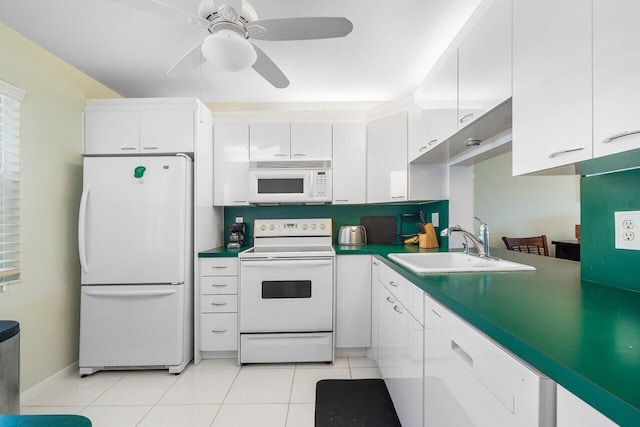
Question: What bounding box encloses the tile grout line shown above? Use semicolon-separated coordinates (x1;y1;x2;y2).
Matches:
208;363;243;426
134;368;186;426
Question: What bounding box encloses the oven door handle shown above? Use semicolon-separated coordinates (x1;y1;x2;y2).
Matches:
241;259;333;268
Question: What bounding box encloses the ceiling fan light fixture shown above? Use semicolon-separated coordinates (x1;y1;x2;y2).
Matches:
201;30;257;72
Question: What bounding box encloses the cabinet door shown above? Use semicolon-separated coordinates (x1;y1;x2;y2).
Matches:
336;255;371;348
139;110;194;153
249;123;290;160
593;0;640;158
84;110;139;154
458;0;511;127
290;123;332;160
367;112;408;203
512;0;592;175
332;123;366;204
213;123;250;206
556;385;617;427
415;51;458;157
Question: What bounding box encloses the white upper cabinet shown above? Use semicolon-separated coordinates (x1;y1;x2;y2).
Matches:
593;0;640;158
413;51;458;159
290;123;332;160
249;123;290;160
84;99;198;154
367;112;408;203
512;0;592;175
458;0;511;128
249;122;332;161
213;123;250;206
332;123;366;204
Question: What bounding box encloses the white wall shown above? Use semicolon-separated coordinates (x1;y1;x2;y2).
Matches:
474;151;580;256
0;23;120;390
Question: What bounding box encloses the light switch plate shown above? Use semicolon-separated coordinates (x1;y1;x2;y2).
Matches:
614;211;640;250
431;212;439;227
235;217;243;223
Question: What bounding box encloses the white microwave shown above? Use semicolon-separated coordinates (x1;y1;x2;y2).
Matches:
248;165;332;204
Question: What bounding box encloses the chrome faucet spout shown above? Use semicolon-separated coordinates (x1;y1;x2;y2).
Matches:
440;224;489;257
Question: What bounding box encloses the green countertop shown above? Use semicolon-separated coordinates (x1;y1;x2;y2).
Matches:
344;244;639;425
198;247;248;257
199;243;639;423
0;415;91;426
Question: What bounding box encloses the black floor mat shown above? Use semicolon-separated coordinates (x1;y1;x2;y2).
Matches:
315;379;401;427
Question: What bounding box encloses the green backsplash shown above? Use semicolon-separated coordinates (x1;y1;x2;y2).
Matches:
224;201;449;247
581;168;640;291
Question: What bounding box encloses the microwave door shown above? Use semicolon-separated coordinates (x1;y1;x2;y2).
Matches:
250;170;312;203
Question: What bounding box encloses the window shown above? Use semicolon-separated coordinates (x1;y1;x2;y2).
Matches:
0;80;24;286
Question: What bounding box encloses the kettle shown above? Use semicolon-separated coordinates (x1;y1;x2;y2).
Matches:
338;225;367;245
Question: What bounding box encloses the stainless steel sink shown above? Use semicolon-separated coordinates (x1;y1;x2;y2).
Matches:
387;252;535;273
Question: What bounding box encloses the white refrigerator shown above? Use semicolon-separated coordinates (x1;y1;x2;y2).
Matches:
78;155;193;376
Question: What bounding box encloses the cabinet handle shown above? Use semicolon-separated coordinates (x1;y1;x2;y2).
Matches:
210;302;228;306
603;129;640;144
274;153;288;157
548;147;585;158
388;280;398;287
335;199;349;202
428;139;438;145
430;308;442;318
211;329;228;333
292;153;307;157
210;284;228;287
391;196;405;200
210;265;228;269
393;305;403;314
451;340;474;369
372;261;379;266
232;200;248;203
459;113;474;123
120;147;137;151
386;296;395;303
419;146;428;151
142;146;159;150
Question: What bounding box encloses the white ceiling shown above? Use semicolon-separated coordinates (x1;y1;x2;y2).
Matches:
0;0;481;104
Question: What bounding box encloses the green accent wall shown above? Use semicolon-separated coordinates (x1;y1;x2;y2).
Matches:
581;167;640;291
224;201;449;247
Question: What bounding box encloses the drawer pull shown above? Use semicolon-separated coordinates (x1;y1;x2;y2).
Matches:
603;129;640;144
459;113;474;123
372;261;379;266
211;284;228;287
451;340;473;369
391;196;405;200
430;308;442;318
388;280;398;287
292;153;307;157
210;265;228;269
335;199;349;202
211;329;228;333
120;147;137;151
142;146;159;150
419;145;428;151
232;200;247;203
274;153;288;157
428;138;438;145
386;296;395;304
548;147;584;158
210;302;228;306
393;305;403;314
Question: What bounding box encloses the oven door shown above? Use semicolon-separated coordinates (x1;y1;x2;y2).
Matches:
240;257;334;332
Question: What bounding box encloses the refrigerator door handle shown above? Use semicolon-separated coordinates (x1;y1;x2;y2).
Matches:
79;187;89;274
82;289;178;298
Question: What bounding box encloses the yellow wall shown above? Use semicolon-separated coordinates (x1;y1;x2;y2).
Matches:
0;23;120;390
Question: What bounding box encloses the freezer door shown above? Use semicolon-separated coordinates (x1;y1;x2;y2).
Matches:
79;156;190;284
79;284;184;368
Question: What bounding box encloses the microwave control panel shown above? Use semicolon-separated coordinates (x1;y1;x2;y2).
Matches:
313;170;331;200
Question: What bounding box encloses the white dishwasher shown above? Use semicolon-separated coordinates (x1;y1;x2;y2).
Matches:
424;294;556;426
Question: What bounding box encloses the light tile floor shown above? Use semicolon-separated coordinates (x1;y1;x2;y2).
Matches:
21;357;381;427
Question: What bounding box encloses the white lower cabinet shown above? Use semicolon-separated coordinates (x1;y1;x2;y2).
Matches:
336;255;371;348
197;258;238;361
372;260;423;427
556;385;618;427
424;294;555;426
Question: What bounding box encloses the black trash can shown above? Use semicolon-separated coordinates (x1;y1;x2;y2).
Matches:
0;320;19;414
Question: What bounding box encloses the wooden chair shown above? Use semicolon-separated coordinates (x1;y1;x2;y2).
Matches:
501;235;549;256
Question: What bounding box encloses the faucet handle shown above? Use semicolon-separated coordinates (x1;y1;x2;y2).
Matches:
473;215;486;225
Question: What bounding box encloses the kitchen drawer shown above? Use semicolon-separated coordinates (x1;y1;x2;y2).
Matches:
201;313;238;351
379;263;424;325
201;276;237;295
201;294;237;313
200;258;238;276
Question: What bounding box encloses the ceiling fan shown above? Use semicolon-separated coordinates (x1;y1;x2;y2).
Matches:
107;0;354;88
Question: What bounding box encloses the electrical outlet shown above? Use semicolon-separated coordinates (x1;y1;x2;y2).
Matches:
431;212;439;227
614;211;640;250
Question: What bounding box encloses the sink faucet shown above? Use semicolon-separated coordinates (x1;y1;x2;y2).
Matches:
441;217;491;258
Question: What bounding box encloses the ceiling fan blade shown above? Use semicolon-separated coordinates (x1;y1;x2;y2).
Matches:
106;0;197;26
250;43;289;89
219;0;243;16
197;0;216;19
167;41;206;77
246;17;353;41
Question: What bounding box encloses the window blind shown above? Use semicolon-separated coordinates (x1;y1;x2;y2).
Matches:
0;80;24;285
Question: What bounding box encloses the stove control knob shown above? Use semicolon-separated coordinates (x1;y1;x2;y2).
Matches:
320;223;326;230
260;224;266;231
269;224;275;231
302;224;308;230
311;224;317;230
